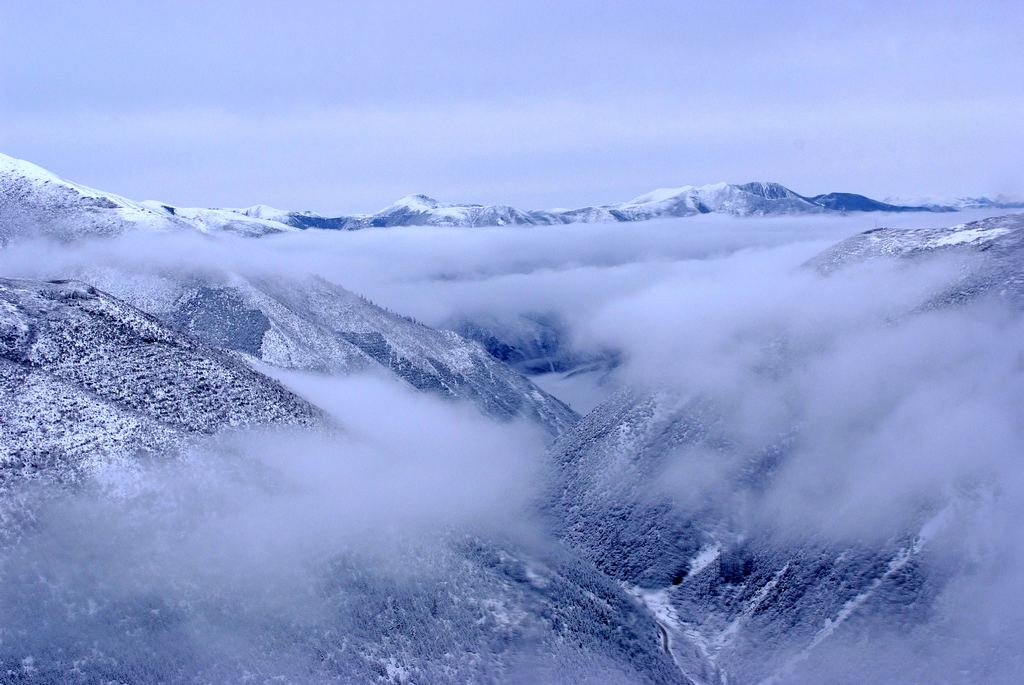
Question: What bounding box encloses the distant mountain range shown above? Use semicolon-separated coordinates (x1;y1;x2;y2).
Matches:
883;194;1024;211
222;182;1024;230
3;152;1022;240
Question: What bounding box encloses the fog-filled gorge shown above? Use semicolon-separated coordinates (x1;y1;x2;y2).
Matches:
0;208;1005;408
5;1;1022;679
2;208;1023;683
1;373;560;682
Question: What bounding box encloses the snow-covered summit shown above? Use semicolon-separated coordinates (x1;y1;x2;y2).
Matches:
229;203;299;221
2;151;1016;240
622;184;708;205
0;152;298;243
259;181;956;231
616;180;816;219
885;194;1024;211
810;213;1024;267
0;152;186;243
140;201;301;237
0;153;92;192
387;193;444;212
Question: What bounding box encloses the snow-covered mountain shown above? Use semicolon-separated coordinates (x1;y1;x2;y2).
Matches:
0;234;658;684
545;387;945;684
4;147;1023;683
74;267;578;437
542;213;1024;683
3;152;999;240
884;194;1024;211
246;182;954;230
0;277;322;490
809;213;1024;308
0;152;576;436
606;181;930;220
0;277;680;684
0;153;298;243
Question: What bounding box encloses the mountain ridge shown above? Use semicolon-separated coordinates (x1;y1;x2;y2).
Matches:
239;180;969;229
5;152;1020;239
541;213;1024;683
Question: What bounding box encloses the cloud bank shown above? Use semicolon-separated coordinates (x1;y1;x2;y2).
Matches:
1;208;1021;681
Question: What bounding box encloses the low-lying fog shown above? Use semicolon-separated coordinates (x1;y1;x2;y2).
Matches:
1;208;1021;682
1;208;1006;408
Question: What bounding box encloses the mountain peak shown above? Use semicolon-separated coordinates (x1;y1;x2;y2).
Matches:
735;181;799;199
0;151;57;179
230;204;301;222
3;151;1014;238
388;194;443;212
622;185;700;206
623;181;799;207
0;151;108;200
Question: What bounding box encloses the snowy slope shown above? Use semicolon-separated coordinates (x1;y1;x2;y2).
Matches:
0;278;682;684
139;201;301;237
73;267;579;438
235;183;954;231
0;152;576;436
0;152;998;238
810;212;1024;265
0;152;297;243
0;153;187;243
544;214;1024;683
545;388;939;684
808;213;1024;307
885;194;1024;211
0;278;668;685
0;277;321;489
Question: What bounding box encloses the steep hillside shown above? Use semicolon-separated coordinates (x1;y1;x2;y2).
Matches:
0;277;321;488
0;153;296;243
544;214;1024;682
72;267;579;438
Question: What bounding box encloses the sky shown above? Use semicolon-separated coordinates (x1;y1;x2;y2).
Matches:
1;0;1022;213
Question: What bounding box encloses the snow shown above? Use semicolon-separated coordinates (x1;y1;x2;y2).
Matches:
3;150;1024;684
0;276;322;484
756;542;923;685
5;151;1001;239
0;152;146;208
623;183;738;208
0;152;301;241
0;152;76;186
687;544;721;577
388;193;442;211
930;225;1011;247
616;181;820;219
886;194;1024;210
72;266;577;438
625;185;698;205
153;204;299;236
231;203;295;221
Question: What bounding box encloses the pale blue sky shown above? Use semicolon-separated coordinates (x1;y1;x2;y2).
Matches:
1;0;1021;213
